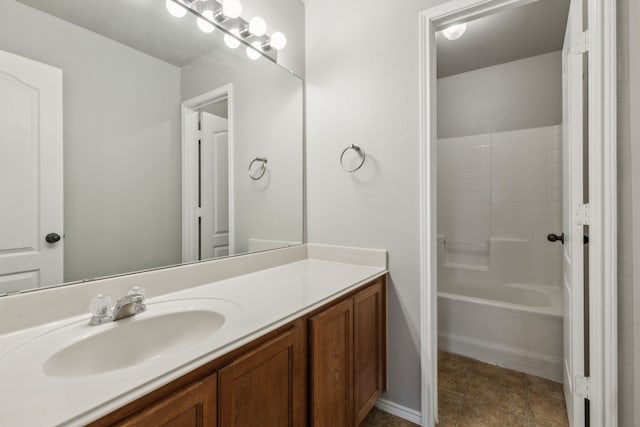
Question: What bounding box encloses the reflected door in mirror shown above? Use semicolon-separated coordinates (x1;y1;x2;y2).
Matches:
200;111;230;259
0;50;63;294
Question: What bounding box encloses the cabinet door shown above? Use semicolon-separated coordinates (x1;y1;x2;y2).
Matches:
218;324;306;427
310;298;354;427
116;373;217;427
353;281;385;426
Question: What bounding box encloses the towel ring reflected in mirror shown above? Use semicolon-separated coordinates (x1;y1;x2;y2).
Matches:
249;157;268;180
340;144;366;173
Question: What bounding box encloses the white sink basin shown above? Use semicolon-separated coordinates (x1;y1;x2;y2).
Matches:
44;309;225;378
0;297;241;379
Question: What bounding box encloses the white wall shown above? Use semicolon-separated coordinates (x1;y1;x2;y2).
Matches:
438;51;563;138
438;126;563;289
0;0;182;283
181;47;304;254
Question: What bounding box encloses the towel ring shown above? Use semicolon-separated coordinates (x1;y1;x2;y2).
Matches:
340;144;366;173
249;157;268;180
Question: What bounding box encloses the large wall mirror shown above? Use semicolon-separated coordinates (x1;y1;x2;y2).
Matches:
0;0;304;295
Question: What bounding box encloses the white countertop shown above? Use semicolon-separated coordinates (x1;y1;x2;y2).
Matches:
0;253;386;427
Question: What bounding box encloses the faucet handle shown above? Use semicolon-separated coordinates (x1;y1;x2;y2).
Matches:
89;294;112;316
89;294;113;325
128;286;146;297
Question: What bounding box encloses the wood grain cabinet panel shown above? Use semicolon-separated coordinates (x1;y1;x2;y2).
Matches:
115;373;217;427
353;281;385;426
309;298;354;427
218;323;306;427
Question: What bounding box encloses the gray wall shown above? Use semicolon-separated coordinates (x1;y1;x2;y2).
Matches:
0;0;182;283
306;0;452;411
181;48;304;254
617;0;640;424
437;51;563;138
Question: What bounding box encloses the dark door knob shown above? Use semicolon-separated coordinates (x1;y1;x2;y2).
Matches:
547;233;565;244
45;233;61;244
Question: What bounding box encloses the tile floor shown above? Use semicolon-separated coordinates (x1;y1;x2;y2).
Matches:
361;351;569;427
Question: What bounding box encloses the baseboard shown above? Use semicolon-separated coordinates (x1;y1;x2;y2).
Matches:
375;398;422;424
439;332;563;382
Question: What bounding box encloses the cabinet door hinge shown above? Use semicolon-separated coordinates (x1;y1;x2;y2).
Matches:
575;203;590;226
574;30;589;55
575;375;591;399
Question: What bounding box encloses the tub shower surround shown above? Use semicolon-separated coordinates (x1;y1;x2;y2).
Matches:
437;125;563;380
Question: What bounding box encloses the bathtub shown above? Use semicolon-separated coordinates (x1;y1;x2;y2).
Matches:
438;282;563;381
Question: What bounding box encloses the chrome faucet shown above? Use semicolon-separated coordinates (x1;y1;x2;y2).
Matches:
89;287;147;325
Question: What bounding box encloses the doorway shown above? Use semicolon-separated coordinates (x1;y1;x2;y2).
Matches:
418;0;617;426
181;85;235;263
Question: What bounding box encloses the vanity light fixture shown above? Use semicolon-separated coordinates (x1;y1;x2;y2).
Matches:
165;0;188;18
224;28;242;48
263;31;287;50
246;41;262;60
442;23;467;40
213;0;242;22
197;9;216;33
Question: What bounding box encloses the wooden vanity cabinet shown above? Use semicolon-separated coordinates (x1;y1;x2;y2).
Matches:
91;277;385;427
218;324;306;426
310;279;386;427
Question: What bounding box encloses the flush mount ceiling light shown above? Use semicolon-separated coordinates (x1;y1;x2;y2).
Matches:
442;23;467;40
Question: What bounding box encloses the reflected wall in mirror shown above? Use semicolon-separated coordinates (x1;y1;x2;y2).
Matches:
0;0;303;295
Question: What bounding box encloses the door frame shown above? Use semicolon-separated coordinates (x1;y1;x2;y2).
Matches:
418;0;617;425
181;84;235;262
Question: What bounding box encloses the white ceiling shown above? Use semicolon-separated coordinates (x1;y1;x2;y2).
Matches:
16;0;231;66
436;0;570;78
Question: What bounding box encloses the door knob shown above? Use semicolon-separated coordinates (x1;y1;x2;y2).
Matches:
547;233;565;244
45;233;61;243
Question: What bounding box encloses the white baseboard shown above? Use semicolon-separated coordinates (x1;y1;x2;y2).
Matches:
439;332;563;382
375;398;422;425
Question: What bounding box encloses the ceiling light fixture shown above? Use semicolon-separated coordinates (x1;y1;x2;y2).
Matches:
442;23;467;40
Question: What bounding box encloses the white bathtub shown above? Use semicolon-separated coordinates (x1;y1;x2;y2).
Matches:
438;282;563;381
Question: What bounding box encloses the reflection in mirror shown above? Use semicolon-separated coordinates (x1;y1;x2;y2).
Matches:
0;0;303;295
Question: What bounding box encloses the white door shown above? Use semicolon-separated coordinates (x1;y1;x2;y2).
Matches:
200;111;230;259
561;1;586;425
0;50;63;294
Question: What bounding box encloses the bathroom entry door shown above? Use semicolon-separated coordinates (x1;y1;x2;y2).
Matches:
561;0;586;425
0;50;63;294
200;111;230;259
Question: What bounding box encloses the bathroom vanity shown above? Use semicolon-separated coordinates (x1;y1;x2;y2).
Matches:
91;277;385;427
0;245;387;426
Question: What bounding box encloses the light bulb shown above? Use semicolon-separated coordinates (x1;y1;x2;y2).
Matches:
270;31;287;50
442;23;467;40
165;0;187;18
246;41;262;60
224;29;241;49
222;0;242;19
197;10;215;33
248;17;267;36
